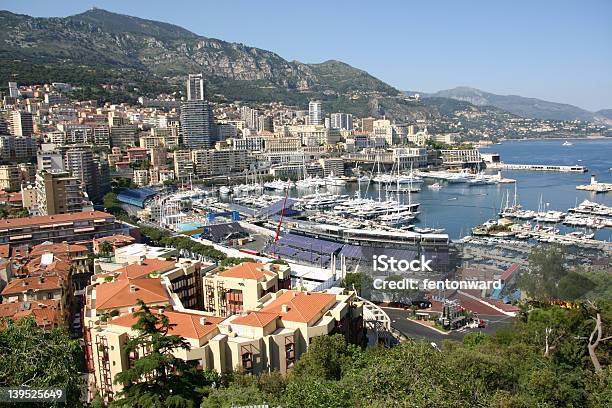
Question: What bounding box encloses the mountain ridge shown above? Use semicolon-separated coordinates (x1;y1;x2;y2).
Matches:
0;9;397;97
412;86;610;123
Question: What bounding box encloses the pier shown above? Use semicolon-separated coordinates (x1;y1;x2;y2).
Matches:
576;175;611;194
487;162;587;172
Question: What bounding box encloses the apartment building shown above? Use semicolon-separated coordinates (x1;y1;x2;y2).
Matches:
8;110;34;137
35;171;87;215
330;113;353;130
232;136;265;151
0;163;36;191
1;275;67;303
202;263;291;316
58;123;110;146
0;211;131;248
191;149;254;178
110;124;138;147
92;235;135;255
149;147;166;167
180;100;215;149
308;100;323;125
83;260;364;402
361;117;375;133
0;135;36;161
132;170;149;187
319;158;345;177
37;149;64;172
373;119;394;145
173;150;194;181
264;136;301;153
0;299;63;328
126;147;148;163
0;165;21;190
283;124;332;146
63;147;109;201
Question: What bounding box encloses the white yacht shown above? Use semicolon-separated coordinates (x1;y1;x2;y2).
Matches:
325;175;347;186
264;179;295;191
446;173;471;183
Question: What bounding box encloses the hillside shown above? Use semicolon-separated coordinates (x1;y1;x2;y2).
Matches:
424;86;607;122
0;9;410;112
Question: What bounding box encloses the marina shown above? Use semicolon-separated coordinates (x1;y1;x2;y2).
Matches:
134;139;612;268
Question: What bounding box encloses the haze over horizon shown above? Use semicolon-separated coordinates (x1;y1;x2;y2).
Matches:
3;0;611;111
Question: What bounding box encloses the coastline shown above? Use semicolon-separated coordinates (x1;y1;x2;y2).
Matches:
503;135;609;141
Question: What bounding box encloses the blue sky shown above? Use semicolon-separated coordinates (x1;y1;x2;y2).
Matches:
3;0;611;111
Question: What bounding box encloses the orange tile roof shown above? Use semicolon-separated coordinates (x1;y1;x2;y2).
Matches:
0;302;20;317
94;235;135;244
30;242;88;256
1;275;63;296
231;311;279;328
0;211;113;229
261;291;336;324
0;300;62;327
217;262;274;281
95;277;169;310
112;309;224;339
115;258;175;280
23;255;71;278
15;307;62;327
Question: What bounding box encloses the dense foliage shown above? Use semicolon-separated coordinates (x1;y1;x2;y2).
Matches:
0;317;84;407
519;245;597;301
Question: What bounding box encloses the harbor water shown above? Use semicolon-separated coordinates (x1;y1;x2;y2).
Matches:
262;138;612;241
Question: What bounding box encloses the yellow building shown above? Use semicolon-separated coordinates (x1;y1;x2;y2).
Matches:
83;260;364;402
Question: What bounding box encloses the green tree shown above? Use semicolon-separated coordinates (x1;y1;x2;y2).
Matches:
291;334;362;381
342;272;373;296
557;272;596;301
0;317;84;407
99;241;113;258
201;374;268;408
110;300;218;408
519;245;568;300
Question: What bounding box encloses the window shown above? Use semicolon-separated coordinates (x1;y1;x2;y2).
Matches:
226;289;243;314
128;349;139;368
241;352;253;372
285;343;295;368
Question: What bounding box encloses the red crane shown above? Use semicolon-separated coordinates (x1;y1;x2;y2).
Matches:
274;188;290;242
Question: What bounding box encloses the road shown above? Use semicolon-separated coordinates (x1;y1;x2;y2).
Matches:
383;307;515;344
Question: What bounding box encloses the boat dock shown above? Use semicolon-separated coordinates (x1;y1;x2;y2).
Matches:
576;175;611;193
487;162;587;172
